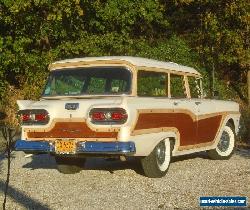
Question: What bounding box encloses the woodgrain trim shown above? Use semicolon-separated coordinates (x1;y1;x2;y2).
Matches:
178;114;226;151
178;141;216;151
24;118;120;133
136;67;200;98
131;109;239;124
134;66;201;77
197;112;239;120
184;75;191;98
50;61;201;77
26;138;117;142
50;61;201;98
168;73;171;97
25;119;119;140
132;127;180;136
131;109;240;149
50;60;136;71
133;112;221;146
50;62;137;96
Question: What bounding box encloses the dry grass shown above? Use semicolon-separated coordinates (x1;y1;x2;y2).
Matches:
0;85;24;154
2;86;24;127
0;135;6;153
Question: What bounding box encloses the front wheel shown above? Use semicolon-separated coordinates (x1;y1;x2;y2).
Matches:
55;156;86;174
207;124;235;160
141;139;172;178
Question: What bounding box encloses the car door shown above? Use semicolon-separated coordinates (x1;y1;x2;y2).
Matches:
187;76;222;145
170;74;199;147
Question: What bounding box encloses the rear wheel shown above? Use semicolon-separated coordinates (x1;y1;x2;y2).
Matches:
141;139;172;178
55;156;86;174
207;124;235;160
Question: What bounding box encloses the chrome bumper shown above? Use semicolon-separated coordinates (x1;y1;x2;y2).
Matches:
15;140;136;155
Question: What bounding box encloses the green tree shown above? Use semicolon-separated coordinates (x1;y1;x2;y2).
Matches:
164;0;249;101
0;0;198;101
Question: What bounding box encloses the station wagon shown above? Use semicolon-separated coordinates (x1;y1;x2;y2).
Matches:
15;56;240;177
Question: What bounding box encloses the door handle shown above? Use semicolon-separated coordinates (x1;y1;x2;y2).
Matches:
195;101;201;105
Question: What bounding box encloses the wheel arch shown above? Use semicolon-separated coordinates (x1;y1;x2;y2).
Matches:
207;120;236;160
226;118;235;131
169;137;176;152
132;130;179;156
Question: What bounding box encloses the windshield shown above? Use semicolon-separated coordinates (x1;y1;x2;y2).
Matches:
42;66;132;97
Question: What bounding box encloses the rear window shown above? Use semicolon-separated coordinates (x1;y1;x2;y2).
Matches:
43;67;132;96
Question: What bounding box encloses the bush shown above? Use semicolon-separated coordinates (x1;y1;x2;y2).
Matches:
238;106;250;144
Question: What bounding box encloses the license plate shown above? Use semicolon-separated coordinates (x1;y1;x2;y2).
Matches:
55;139;76;154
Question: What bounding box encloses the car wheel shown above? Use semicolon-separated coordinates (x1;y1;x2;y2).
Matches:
55;156;86;174
141;139;172;178
207;124;235;160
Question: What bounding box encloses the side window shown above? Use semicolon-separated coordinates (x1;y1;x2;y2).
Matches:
137;71;168;97
170;74;186;98
188;76;202;98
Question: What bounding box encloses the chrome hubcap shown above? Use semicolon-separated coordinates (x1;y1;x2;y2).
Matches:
156;142;165;165
218;130;230;152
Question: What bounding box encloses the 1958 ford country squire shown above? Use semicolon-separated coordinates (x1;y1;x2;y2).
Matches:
15;56;240;177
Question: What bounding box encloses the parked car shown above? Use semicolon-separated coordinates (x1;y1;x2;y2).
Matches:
15;56;240;177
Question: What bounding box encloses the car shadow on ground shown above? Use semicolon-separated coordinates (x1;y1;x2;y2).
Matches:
171;151;210;162
235;147;250;159
0;180;50;209
22;154;146;175
21;151;212;176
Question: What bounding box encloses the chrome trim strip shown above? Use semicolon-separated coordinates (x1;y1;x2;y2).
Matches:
14;140;136;155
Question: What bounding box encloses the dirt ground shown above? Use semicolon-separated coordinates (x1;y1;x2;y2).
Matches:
0;149;249;210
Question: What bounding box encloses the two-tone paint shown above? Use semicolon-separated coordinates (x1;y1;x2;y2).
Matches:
16;56;240;157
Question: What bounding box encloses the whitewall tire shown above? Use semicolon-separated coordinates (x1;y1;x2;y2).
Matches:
207;124;235;160
141;139;172;178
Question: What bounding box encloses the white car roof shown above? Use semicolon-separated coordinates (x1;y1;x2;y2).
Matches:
51;56;201;76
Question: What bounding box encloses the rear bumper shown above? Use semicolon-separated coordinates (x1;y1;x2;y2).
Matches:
14;140;136;155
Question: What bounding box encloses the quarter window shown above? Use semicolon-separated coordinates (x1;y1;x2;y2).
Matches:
170;74;186;98
188;76;202;98
137;71;168;97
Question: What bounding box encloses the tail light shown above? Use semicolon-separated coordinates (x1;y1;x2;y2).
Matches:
92;112;105;121
18;109;49;125
35;113;47;121
21;114;31;122
89;108;128;124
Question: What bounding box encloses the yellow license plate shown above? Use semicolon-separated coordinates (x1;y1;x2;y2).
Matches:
55;140;76;154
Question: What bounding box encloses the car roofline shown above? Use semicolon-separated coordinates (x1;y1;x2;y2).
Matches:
49;56;201;76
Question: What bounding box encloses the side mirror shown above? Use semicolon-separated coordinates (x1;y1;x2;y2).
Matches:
0;111;7;120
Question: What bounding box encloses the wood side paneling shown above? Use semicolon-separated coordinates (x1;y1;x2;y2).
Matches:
197;116;222;143
27;122;118;139
133;113;222;146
